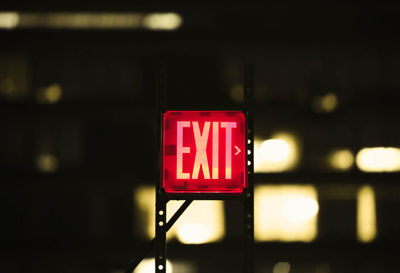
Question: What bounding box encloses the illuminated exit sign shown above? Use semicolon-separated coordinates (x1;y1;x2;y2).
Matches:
162;111;247;194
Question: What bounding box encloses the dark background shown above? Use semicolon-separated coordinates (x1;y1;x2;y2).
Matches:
1;2;400;273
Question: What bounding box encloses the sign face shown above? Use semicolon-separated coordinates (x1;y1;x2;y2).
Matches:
162;111;246;194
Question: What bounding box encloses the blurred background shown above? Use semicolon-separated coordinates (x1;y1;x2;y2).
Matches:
1;2;400;273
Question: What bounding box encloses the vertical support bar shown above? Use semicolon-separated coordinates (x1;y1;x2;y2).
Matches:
155;61;167;273
243;63;254;273
155;196;167;273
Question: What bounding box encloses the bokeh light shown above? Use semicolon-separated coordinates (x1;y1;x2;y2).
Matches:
328;149;354;171
357;185;377;243
36;154;59;173
356;147;400;172
312;93;338;113
255;185;319;242
254;132;300;172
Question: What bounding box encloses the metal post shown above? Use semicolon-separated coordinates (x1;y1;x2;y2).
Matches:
155;61;167;273
155;195;167;273
243;63;254;273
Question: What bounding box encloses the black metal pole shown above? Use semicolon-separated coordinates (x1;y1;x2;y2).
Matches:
155;61;167;273
243;63;254;273
155;194;167;273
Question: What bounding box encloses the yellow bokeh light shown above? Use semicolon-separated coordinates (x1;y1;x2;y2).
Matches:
142;13;182;30
0;78;15;96
273;262;291;273
321;93;338;112
282;196;319;223
312;93;338;113
229;84;244;103
36;84;62;104
173;200;225;244
36;154;59;173
46;84;62;103
261;139;290;162
134;186;224;244
0;12;183;30
255;185;318;242
357;185;377;243
328;149;354;171
43;13;142;29
356;147;400;172
134;258;172;273
0;12;20;29
254;132;300;172
135;186;156;239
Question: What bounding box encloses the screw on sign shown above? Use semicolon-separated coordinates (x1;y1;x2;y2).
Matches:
162;111;247;193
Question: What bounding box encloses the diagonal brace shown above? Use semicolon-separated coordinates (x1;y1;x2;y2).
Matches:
125;199;193;273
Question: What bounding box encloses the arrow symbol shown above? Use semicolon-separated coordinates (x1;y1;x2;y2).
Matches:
234;146;241;156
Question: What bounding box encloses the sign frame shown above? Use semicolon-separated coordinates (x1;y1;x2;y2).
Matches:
160;109;249;198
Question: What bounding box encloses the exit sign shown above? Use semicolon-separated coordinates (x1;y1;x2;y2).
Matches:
162;111;247;194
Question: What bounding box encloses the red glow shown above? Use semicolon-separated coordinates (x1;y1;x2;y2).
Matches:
162;111;247;194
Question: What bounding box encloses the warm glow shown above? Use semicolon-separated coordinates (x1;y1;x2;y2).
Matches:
261;140;290;162
0;12;20;29
254;132;299;172
36;154;59;173
312;93;338;113
0;78;15;96
169;200;225;244
356;147;400;172
0;12;182;30
321;93;338;112
328;149;354;171
41;13;142;29
134;258;172;273
134;186;156;239
255;185;318;242
357;185;377;243
134;186;224;244
36;84;62;104
142;13;182;30
273;262;291;273
176;223;214;244
229;84;244;103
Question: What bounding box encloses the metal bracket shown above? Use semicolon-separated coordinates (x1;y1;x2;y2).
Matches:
125;199;192;273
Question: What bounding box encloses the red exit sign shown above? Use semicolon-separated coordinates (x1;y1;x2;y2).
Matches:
162;111;247;194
